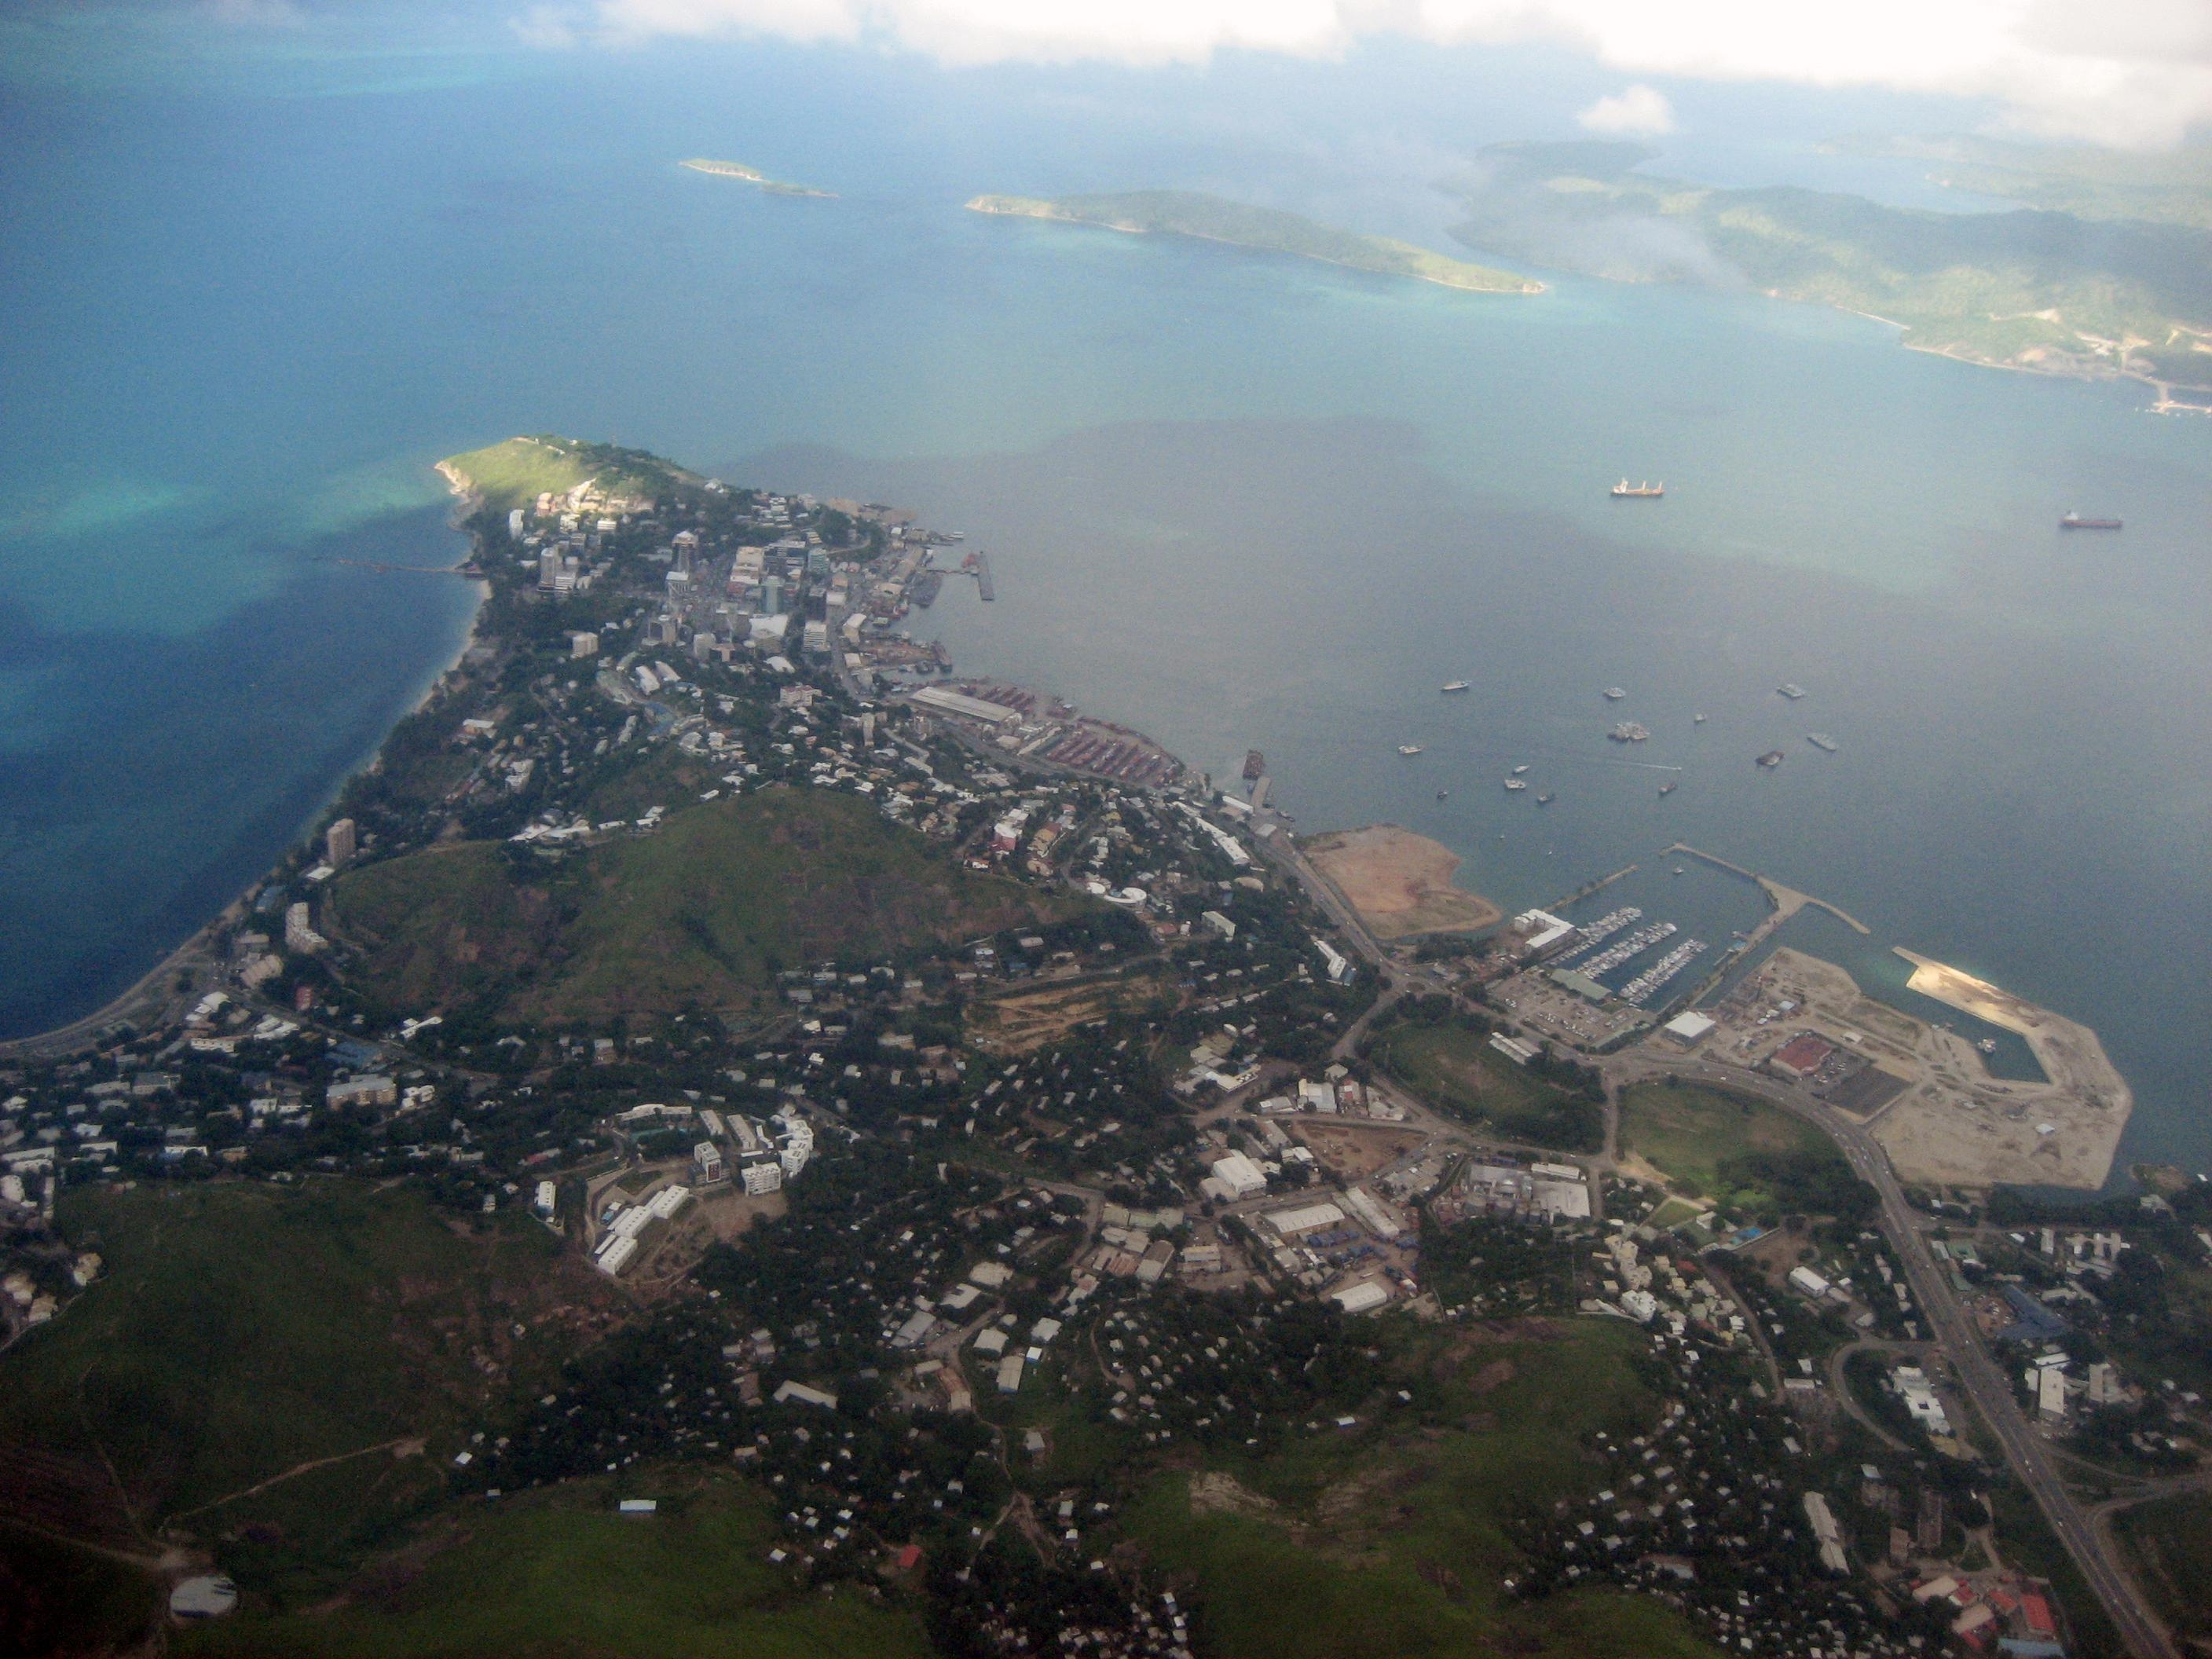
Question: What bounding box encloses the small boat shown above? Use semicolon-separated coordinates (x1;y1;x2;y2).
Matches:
1511;764;1530;776
1977;1037;1998;1055
2060;512;2122;530
1673;865;1686;876
1602;687;1628;701
1756;749;1785;769
1659;782;1677;796
1807;733;1838;753
1778;683;1807;700
1441;679;1471;694
1694;713;1707;724
1611;479;1664;499
1435;789;1449;800
1503;778;1529;792
1536;791;1555;805
1397;744;1425;756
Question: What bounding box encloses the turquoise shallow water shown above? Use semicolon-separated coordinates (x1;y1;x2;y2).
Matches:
0;42;2204;1176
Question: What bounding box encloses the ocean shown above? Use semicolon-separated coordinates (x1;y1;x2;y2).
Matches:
1;38;2204;1173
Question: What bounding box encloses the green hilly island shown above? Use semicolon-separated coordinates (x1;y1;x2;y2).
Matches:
967;189;1541;294
1451;141;2212;390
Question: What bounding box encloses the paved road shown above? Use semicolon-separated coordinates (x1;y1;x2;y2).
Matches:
1608;1055;2178;1659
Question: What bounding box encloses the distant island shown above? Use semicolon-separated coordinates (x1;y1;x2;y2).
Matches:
679;157;836;199
1449;141;2212;405
967;189;1542;294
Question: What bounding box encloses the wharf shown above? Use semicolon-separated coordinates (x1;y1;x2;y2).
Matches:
972;552;994;601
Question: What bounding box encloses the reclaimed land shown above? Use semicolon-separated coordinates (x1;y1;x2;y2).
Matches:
327;786;1078;1025
1302;825;1503;941
966;190;1542;294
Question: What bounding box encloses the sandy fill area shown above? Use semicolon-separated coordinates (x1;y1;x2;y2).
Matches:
1304;825;1503;941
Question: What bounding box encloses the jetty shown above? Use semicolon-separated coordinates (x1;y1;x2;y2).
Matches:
1663;841;1870;1013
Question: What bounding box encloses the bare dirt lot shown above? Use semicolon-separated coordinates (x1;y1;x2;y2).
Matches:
965;970;1174;1053
1291;1120;1430;1182
1302;825;1503;940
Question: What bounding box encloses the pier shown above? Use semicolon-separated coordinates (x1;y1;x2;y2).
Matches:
1544;862;1638;914
972;551;995;601
1662;842;1870;1012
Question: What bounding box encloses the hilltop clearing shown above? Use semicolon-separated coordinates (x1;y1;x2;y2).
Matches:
968;189;1541;294
438;436;689;514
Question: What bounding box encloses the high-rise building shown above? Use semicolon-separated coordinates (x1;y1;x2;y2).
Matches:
324;818;357;868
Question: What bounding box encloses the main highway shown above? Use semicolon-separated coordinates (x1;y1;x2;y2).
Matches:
1606;1054;2178;1659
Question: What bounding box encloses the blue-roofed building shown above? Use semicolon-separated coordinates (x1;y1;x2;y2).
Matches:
1995;1283;2068;1344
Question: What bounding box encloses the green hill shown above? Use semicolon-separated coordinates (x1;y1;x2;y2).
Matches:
438;436;687;513
327;786;1073;1024
0;1182;592;1630
968;189;1541;294
1451;144;2212;388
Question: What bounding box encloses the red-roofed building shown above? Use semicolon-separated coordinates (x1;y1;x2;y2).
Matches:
2020;1592;2056;1636
895;1544;923;1573
1768;1033;1838;1082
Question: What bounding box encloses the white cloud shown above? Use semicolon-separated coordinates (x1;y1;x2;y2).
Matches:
1577;83;1674;135
542;0;2212;148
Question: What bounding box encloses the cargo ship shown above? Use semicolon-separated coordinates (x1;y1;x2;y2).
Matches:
910;569;943;607
1441;679;1470;694
1243;749;1265;781
2060;512;2122;530
1756;749;1785;769
1611;479;1664;498
1807;733;1838;753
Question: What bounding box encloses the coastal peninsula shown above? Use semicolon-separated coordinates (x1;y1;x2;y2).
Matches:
967;189;1542;294
679;157;836;198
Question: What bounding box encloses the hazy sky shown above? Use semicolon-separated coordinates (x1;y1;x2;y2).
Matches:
550;0;2212;146
3;0;2207;149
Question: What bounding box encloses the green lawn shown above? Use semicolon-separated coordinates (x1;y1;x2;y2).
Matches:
1126;1320;1719;1659
2114;1491;2212;1648
0;1182;584;1610
1371;1020;1602;1151
331;786;1076;1024
1619;1081;1830;1198
179;1474;930;1659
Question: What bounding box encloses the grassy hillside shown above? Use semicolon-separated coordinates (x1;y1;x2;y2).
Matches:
1127;1320;1719;1659
328;786;1073;1024
179;1473;928;1659
0;1183;599;1618
2113;1491;2212;1650
969;189;1540;293
1450;143;2212;386
438;436;686;512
